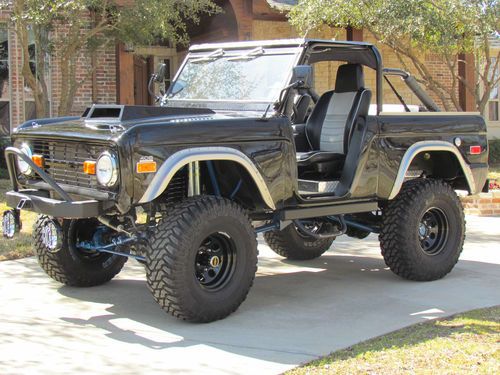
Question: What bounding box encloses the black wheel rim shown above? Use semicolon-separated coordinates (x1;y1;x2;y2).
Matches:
418;207;449;256
195;232;236;290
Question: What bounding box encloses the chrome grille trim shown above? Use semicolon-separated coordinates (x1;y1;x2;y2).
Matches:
31;140;112;191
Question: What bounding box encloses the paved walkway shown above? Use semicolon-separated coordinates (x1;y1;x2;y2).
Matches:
0;216;498;374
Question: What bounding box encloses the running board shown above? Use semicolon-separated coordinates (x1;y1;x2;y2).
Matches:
298;179;339;195
281;201;378;221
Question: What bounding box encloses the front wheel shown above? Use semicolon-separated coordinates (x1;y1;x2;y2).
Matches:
379;179;465;281
146;196;258;322
34;216;127;286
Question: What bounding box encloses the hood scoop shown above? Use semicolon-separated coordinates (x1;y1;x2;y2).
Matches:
84;104;215;126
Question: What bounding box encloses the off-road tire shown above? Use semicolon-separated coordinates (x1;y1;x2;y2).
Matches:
34;216;127;286
146;196;258;323
264;223;334;260
379;179;465;281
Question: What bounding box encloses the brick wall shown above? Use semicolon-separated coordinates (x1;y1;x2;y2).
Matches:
44;14;117;118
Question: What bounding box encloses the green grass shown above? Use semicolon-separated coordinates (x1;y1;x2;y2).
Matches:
288;306;500;375
0;179;37;261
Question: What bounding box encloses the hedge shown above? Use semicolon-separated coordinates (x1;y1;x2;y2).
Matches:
489;139;500;166
0;136;10;171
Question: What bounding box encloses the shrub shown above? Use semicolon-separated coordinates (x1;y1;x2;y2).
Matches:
0;136;11;173
489;139;500;166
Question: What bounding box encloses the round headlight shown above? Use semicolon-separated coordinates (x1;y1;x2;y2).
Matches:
96;151;118;187
17;143;33;175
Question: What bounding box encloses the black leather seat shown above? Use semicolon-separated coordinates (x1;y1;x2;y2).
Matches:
297;63;372;177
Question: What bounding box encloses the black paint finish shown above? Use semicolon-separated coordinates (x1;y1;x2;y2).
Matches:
6;40;489;220
376;114;488;198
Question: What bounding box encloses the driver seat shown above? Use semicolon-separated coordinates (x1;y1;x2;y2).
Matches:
297;63;371;177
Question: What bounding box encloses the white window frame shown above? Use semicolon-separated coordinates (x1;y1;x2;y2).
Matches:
0;23;12;135
486;52;500;124
484;48;500;139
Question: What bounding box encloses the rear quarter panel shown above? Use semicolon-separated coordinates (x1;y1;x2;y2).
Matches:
376;113;488;198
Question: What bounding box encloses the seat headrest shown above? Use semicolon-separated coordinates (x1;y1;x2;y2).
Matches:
335;64;365;93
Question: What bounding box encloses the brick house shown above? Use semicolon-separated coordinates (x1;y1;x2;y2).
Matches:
0;0;498;138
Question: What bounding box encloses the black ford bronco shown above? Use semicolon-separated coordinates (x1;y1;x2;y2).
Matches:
2;39;489;322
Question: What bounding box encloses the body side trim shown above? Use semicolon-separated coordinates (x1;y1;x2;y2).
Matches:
388;141;476;199
138;147;276;209
380;111;481;116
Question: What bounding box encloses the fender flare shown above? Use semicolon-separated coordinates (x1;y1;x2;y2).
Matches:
388;140;476;199
138;147;276;209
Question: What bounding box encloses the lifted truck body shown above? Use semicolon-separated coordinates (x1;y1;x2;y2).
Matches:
2;39;489;322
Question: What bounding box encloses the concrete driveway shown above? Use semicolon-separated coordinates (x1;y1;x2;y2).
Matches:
0;215;499;374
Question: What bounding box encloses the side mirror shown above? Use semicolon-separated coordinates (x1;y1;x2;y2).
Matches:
154;63;167;83
291;65;313;89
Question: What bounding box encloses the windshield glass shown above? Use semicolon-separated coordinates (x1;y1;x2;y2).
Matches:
165;47;299;110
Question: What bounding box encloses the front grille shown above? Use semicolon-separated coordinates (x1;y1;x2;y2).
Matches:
31;140;112;190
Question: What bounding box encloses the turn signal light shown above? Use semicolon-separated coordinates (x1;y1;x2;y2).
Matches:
470;145;481;155
137;160;157;174
83;161;96;175
31;155;44;168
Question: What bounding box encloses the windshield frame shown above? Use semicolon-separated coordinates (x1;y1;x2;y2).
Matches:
163;45;303;112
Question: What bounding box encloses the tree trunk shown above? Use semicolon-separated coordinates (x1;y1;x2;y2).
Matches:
34;25;50;117
13;1;50;119
58;56;72;116
57;21;81;116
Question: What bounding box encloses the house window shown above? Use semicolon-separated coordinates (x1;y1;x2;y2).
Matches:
488;57;499;122
0;26;10;135
152;57;173;94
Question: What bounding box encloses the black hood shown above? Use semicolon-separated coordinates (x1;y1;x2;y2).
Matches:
13;105;216;143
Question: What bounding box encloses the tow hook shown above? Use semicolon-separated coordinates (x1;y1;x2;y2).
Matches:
2;209;22;239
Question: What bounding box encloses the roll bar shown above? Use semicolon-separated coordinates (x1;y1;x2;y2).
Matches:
383;68;440;112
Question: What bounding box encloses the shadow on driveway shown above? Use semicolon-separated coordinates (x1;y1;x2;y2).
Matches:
54;251;500;364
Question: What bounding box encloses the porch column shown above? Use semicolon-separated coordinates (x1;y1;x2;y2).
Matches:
458;53;476;112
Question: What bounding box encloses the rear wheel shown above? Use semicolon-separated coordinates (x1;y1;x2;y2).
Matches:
264;222;334;260
146;196;258;322
34;216;127;286
379;179;465;281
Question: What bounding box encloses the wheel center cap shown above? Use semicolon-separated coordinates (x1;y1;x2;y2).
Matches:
418;223;428;237
210;256;221;268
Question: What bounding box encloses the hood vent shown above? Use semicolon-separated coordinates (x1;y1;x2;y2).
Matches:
84;104;215;124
